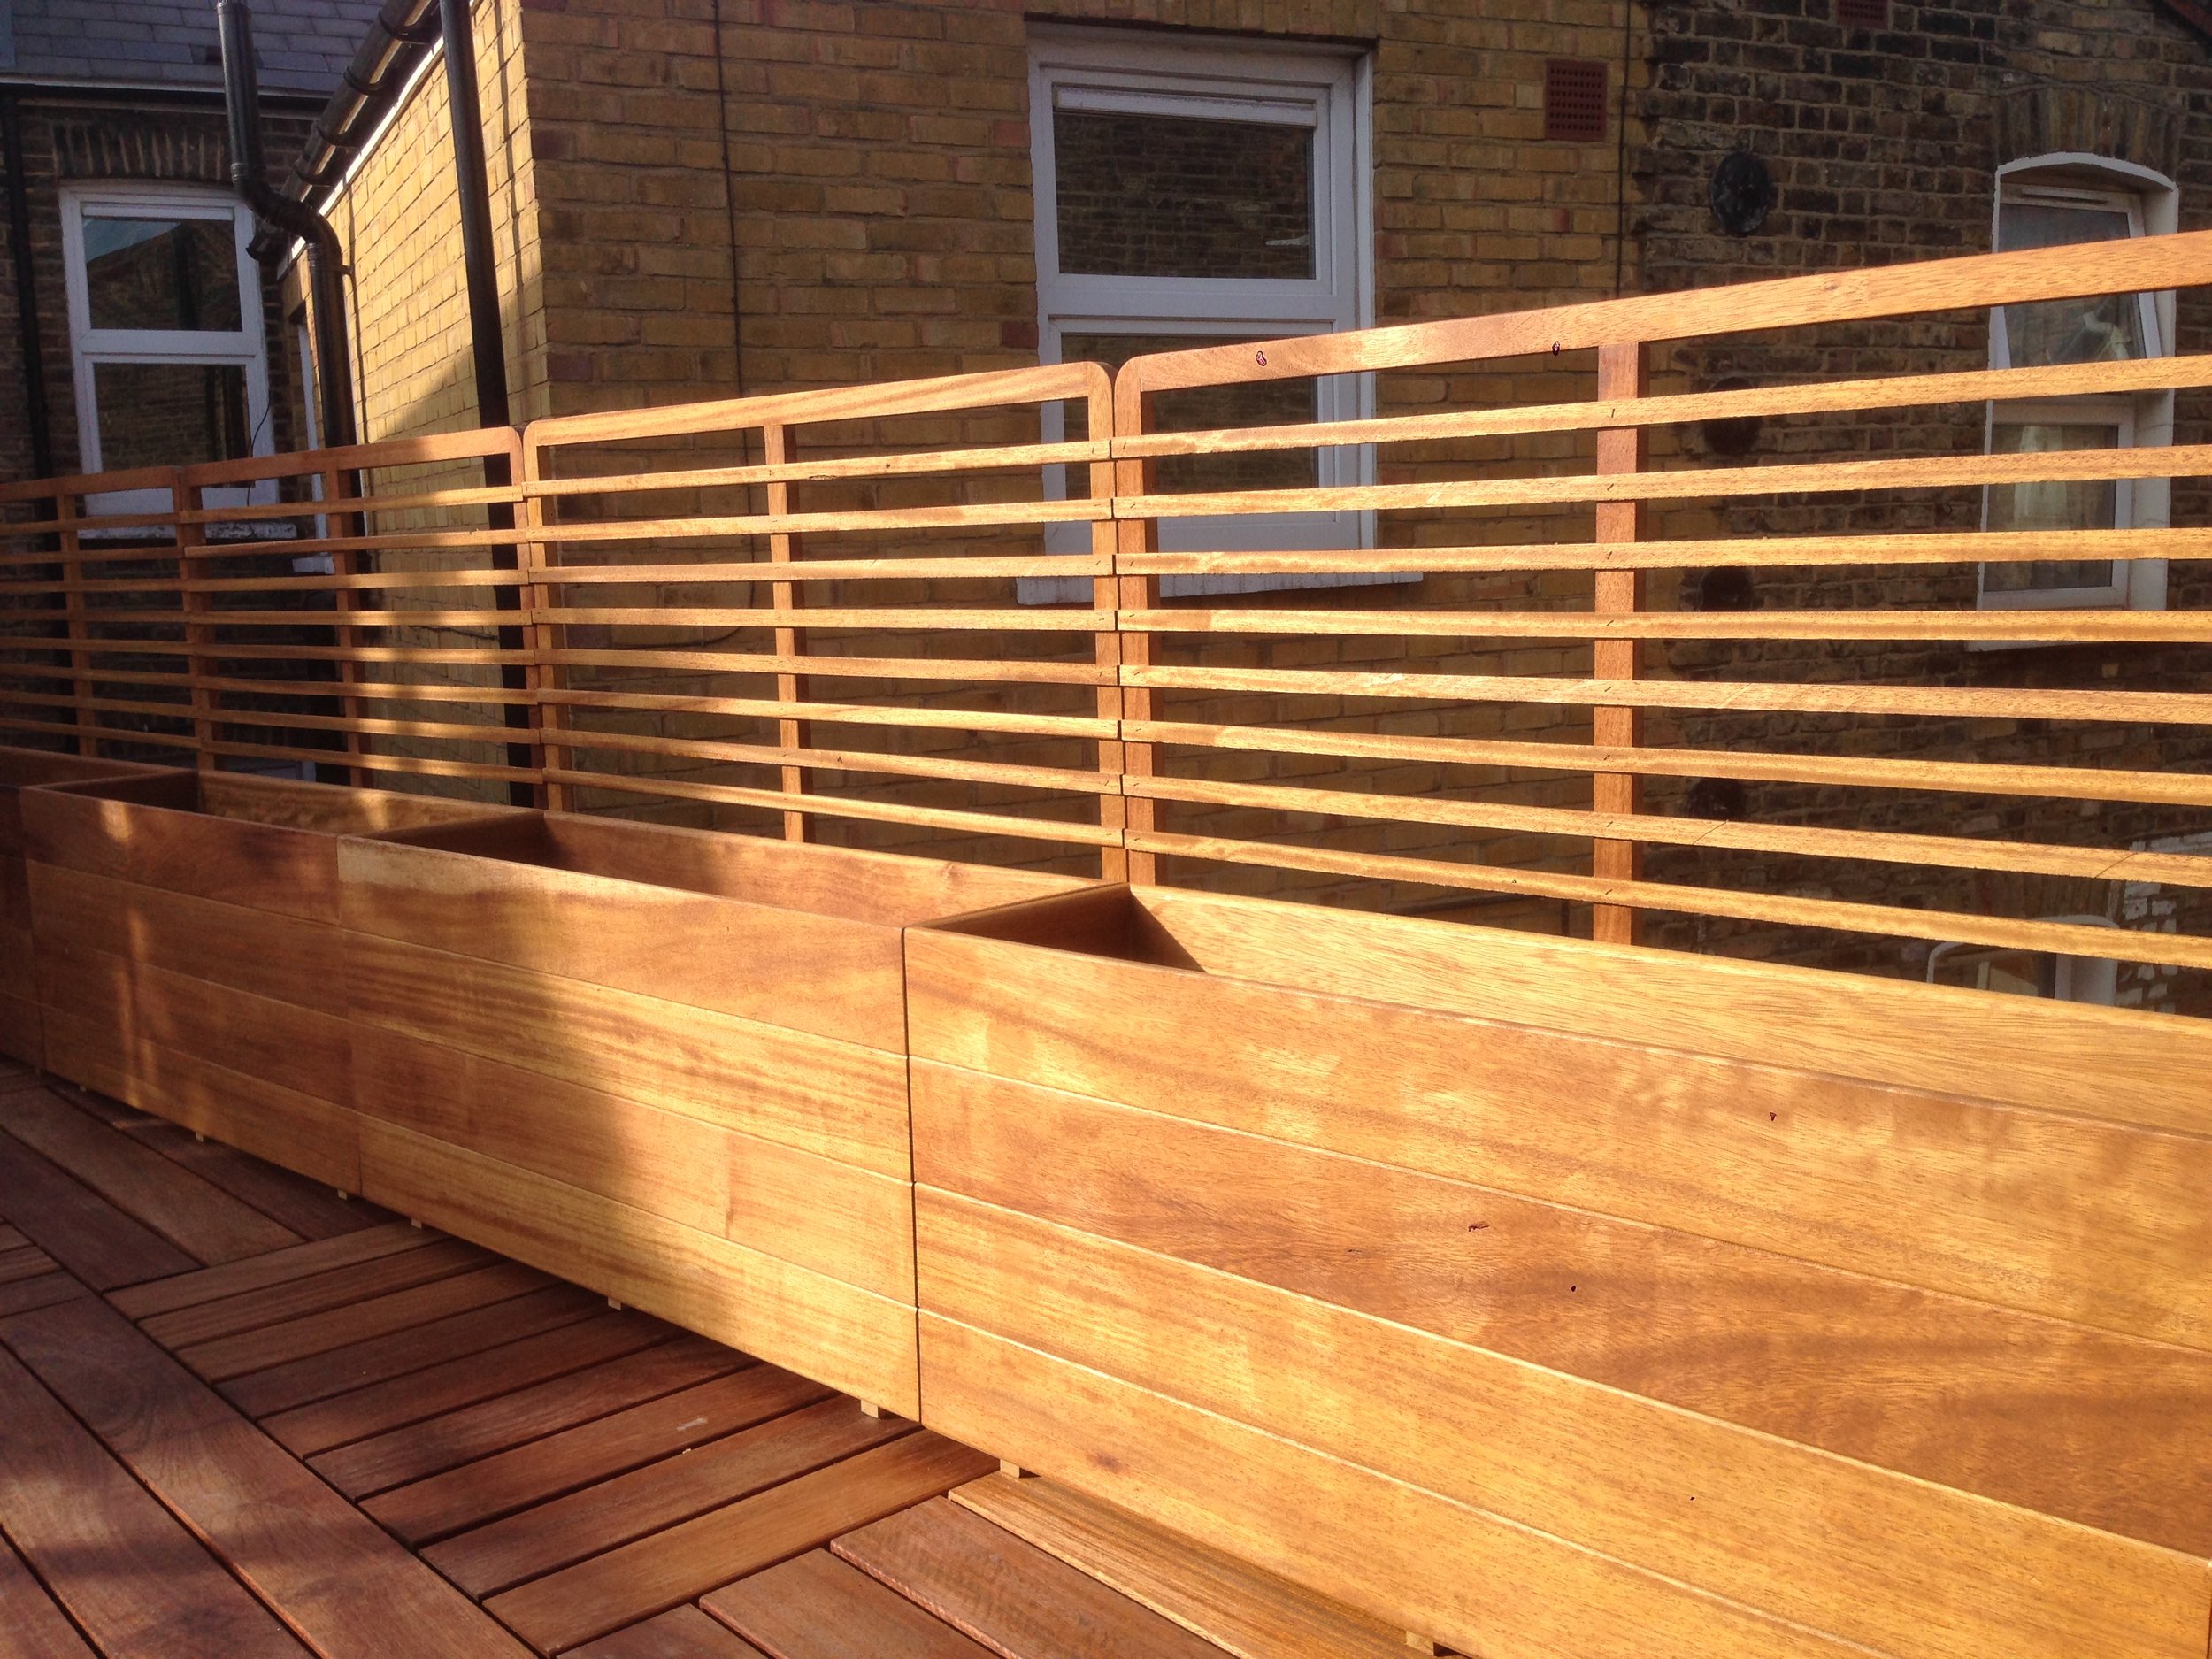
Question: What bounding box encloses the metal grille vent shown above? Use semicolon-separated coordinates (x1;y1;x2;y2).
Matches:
1543;60;1609;143
1837;0;1889;26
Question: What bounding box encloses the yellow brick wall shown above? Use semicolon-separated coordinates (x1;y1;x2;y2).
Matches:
328;0;549;439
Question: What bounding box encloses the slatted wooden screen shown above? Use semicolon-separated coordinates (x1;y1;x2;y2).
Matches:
1;231;2209;987
0;430;534;797
518;365;1124;877
1110;230;2212;985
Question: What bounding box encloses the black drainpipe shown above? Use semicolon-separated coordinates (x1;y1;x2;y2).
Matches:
1;93;55;481
434;0;536;806
218;0;357;450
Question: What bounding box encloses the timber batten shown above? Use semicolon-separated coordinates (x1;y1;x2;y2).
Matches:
2;223;2211;1656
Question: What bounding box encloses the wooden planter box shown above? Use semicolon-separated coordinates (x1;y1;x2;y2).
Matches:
0;746;180;1067
337;810;1085;1416
21;771;511;1190
905;883;2212;1659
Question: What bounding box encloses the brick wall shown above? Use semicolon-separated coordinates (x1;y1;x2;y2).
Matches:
1634;0;2212;998
0;96;315;486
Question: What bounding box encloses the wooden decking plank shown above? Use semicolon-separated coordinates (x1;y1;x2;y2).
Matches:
573;1605;766;1659
291;1318;717;1477
0;1340;309;1658
0;1271;87;1318
109;1219;439;1320
366;1363;830;1547
0;1244;55;1285
485;1432;998;1655
704;1549;996;1659
428;1398;909;1597
0;1125;196;1288
0;1088;299;1263
834;1498;1232;1659
142;1234;496;1348
0;1223;25;1251
179;1259;555;1382
0;1294;534;1659
119;1118;393;1240
0;1532;99;1659
953;1473;1411;1659
222;1281;603;1418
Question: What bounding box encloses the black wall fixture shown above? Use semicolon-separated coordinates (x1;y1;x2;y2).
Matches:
1710;150;1775;236
1700;374;1763;456
1687;565;1761;612
1684;777;1752;821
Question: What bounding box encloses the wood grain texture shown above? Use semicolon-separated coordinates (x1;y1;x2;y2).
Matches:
40;1006;365;1192
0;1532;99;1659
427;1398;909;1595
31;863;349;1014
0;1340;308;1659
39;944;352;1110
951;1473;1421;1659
352;1024;914;1302
138;1234;493;1348
219;1282;605;1420
109;1219;434;1320
0;1292;534;1659
834;1497;1230;1658
906;907;2212;1349
921;1314;2201;1659
572;1605;766;1659
483;1431;996;1655
0;1087;297;1264
347;930;910;1179
338;823;911;1049
0;1118;196;1288
176;1259;554;1383
912;1061;2212;1554
297;1325;729;1485
918;1189;2203;1659
703;1549;996;1659
117;1118;385;1240
363;1362;825;1546
357;1118;922;1415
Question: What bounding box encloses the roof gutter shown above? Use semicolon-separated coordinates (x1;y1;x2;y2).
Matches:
218;0;357;448
285;0;441;211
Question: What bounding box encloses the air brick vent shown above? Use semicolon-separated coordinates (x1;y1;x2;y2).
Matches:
1543;59;1609;144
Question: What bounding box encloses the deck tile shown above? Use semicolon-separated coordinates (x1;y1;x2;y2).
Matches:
0;1088;299;1263
0;1125;196;1288
0;1294;533;1659
294;1318;715;1478
222;1281;603;1418
367;1361;827;1547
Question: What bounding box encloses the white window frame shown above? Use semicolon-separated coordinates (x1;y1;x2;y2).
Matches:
1980;157;2176;617
59;182;275;520
1927;916;2120;1006
1025;26;1377;602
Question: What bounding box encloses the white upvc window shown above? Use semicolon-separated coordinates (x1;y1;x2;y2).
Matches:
60;182;274;518
1927;918;2120;1006
1025;26;1377;601
1980;161;2176;613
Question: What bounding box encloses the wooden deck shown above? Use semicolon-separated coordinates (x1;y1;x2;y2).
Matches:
0;1059;1400;1659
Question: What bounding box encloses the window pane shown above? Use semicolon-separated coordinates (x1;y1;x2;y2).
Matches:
1985;420;2117;591
1995;200;2142;365
1055;109;1314;279
93;362;251;471
1064;331;1318;491
83;216;243;332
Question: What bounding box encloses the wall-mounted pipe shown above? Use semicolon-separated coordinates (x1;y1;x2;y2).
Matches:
1;91;55;480
218;0;357;449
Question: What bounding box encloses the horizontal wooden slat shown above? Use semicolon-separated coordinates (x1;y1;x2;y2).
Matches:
358;1119;921;1415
